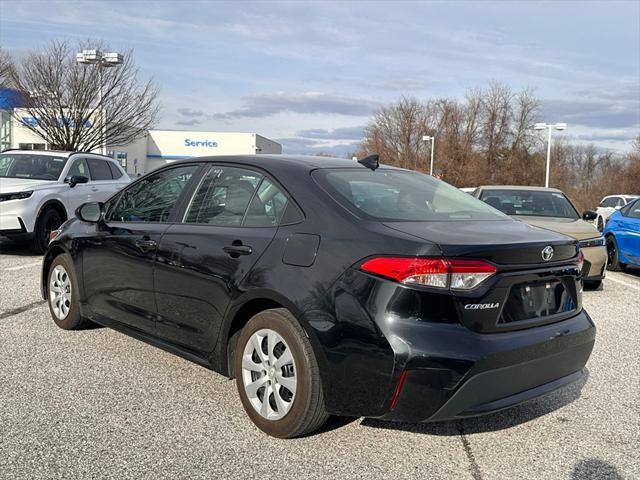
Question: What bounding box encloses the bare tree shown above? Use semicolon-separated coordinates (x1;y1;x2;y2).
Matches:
0;48;14;90
8;40;160;151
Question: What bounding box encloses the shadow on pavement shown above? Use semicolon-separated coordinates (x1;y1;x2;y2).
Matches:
571;459;623;480
0;240;40;257
359;368;589;436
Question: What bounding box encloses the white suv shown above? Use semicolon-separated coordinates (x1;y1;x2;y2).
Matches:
595;194;640;231
0;150;130;252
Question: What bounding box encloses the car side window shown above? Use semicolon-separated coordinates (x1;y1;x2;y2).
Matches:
622;200;640;219
107;160;123;179
244;177;289;227
184;166;263;225
615;197;625;208
66;158;91;180
87;158;113;181
108;165;199;223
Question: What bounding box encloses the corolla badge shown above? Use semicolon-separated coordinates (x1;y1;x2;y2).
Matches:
541;245;554;261
464;303;500;310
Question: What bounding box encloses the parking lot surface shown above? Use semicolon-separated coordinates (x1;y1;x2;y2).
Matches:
1;241;639;480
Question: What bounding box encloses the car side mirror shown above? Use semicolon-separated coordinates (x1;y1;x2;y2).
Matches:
76;202;104;223
582;210;597;221
67;175;89;188
614;205;622;210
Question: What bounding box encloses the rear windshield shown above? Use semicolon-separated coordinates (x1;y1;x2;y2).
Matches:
313;168;508;222
479;189;579;219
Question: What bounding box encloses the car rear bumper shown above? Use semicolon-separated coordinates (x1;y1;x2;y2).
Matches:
377;309;595;422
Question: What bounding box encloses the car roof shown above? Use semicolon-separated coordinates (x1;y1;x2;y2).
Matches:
168;154;398;173
476;185;565;193
1;149;72;158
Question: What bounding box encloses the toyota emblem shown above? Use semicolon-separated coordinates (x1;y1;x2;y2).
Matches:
541;245;554;261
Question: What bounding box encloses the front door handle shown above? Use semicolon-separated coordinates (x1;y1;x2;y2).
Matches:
223;244;252;256
135;238;157;252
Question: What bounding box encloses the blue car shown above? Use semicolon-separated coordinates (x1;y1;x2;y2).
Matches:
604;198;640;270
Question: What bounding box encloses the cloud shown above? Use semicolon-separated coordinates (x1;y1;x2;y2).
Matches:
213;92;381;119
543;98;640;129
176;118;203;127
276;136;360;157
177;108;205;117
295;126;365;141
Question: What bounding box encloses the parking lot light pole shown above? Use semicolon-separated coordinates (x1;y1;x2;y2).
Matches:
533;122;567;188
76;49;124;155
422;135;435;175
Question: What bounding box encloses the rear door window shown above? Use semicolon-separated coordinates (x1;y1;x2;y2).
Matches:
184;166;262;226
87;158;113;180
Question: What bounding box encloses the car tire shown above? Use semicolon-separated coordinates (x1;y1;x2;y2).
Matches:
606;235;624;272
32;208;63;254
47;253;91;330
584;280;602;290
234;308;329;438
597;216;604;232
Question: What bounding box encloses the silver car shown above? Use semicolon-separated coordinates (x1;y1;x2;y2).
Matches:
0;150;130;252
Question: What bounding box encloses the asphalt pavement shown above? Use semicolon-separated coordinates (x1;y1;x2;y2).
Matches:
1;241;638;479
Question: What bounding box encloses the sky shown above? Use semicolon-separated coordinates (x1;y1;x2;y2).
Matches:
1;0;638;155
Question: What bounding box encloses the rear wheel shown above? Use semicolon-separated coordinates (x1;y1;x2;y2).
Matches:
606;235;624;271
234;308;329;438
32;208;63;254
47;254;91;330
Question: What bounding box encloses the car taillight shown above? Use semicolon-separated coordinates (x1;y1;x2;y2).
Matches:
360;257;497;290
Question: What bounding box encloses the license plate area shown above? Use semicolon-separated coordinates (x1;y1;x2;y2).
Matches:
499;279;576;325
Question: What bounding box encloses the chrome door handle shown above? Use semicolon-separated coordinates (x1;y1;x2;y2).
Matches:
223;245;252;256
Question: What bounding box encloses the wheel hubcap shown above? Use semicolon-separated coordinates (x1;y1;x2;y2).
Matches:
241;328;296;421
49;265;71;320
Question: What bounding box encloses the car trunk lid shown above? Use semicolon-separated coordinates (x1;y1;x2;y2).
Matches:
382;220;581;332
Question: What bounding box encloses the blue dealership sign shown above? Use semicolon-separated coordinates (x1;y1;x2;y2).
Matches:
185;138;218;148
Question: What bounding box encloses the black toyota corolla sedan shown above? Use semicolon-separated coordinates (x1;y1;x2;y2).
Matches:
42;155;595;438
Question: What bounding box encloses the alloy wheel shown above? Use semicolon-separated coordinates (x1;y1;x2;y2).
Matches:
49;265;72;320
241;328;297;421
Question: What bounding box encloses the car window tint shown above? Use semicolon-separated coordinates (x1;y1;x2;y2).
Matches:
615;197;625;207
625;200;640;219
66;159;90;180
185;166;262;225
108;165;198;223
314;169;507;222
107;160;123;179
478;190;579;219
87;158;113;180
244;177;289;227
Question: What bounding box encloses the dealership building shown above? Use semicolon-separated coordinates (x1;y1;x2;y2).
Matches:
0;89;282;176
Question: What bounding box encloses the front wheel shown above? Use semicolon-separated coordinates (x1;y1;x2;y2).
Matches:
32;208;63;254
47;253;91;330
234;308;329;438
606;235;624;271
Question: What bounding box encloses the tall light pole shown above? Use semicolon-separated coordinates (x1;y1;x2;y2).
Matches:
422;135;435;175
533;122;567;188
76;49;124;155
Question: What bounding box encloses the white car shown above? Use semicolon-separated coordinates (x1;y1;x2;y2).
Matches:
595;194;640;231
0;150;130;252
